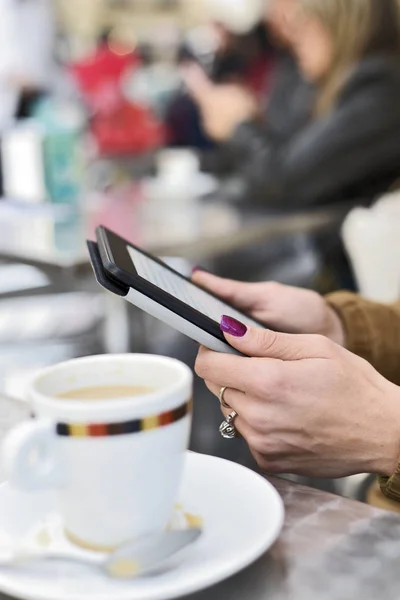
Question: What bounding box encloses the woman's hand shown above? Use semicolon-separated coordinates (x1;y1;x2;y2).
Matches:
195;318;400;478
193;270;345;345
182;64;257;141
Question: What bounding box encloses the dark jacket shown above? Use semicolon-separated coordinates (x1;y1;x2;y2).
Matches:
227;56;400;208
263;51;314;143
201;51;313;175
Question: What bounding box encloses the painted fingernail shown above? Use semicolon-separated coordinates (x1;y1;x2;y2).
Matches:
220;315;247;337
191;266;204;275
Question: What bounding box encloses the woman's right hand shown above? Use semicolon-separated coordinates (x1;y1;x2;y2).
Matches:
192;270;345;345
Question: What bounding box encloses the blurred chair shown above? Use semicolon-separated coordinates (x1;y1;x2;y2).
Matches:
342;190;400;302
339;190;400;501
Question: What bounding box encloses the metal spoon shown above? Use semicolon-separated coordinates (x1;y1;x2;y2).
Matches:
0;528;202;578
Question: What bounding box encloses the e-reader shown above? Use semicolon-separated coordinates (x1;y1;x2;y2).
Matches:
88;226;266;354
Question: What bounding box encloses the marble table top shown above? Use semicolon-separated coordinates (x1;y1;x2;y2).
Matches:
188;476;400;600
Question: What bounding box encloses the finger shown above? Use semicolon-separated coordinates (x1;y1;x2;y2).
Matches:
205;380;246;409
215;390;261;442
204;380;289;460
203;381;246;440
192;270;257;311
251;450;292;475
181;64;214;105
205;379;277;436
195;346;283;397
219;317;334;361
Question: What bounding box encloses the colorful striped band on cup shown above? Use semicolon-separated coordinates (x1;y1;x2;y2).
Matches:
56;399;192;438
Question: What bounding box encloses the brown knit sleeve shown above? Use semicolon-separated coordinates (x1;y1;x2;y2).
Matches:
325;292;400;386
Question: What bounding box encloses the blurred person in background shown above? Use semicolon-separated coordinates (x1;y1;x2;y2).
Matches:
193;269;400;508
0;0;56;194
200;0;316;172
210;22;275;98
167;3;276;150
186;0;400;209
178;0;320;289
167;24;273;150
172;0;313;159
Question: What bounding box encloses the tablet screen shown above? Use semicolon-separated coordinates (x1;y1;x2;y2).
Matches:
127;246;261;328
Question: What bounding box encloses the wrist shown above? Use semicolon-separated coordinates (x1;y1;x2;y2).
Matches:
373;384;400;477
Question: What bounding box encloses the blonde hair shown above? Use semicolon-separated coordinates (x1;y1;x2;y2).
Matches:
298;0;400;115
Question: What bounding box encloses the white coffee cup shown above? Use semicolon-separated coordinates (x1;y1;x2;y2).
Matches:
2;354;193;550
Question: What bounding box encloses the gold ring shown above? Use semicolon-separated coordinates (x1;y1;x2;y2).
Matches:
218;386;231;409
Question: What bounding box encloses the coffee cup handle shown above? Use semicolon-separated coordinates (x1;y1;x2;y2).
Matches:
2;420;63;491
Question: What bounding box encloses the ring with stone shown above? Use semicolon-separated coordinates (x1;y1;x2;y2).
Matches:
219;411;238;439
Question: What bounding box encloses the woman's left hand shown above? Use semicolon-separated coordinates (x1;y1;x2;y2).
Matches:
195;318;400;478
182;64;257;141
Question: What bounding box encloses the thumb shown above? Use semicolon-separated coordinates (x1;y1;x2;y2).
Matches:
192;270;255;310
220;315;332;361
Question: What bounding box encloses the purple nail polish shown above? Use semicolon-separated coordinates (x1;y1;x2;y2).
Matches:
192;266;211;277
220;315;248;337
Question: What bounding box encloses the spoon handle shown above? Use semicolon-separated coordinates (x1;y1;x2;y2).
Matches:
0;549;104;567
0;527;202;575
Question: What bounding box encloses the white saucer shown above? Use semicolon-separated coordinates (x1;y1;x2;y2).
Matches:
0;452;284;600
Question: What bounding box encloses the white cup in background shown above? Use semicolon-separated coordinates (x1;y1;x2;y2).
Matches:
2;354;193;550
156;149;200;184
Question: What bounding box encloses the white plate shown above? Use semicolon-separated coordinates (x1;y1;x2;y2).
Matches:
0;452;284;600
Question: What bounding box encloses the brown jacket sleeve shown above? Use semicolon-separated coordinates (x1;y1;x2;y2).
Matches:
325;292;400;386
